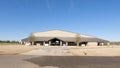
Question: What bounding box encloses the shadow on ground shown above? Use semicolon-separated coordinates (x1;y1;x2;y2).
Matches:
25;56;120;68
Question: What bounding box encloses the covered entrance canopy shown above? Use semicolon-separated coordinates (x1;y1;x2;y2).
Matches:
49;38;61;45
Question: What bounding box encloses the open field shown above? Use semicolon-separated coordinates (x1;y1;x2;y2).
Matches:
68;45;120;56
0;45;120;56
0;45;40;55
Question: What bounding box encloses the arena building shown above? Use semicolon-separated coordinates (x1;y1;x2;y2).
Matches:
22;30;109;46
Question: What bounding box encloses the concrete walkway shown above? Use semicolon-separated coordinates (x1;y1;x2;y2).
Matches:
21;46;73;56
0;55;40;68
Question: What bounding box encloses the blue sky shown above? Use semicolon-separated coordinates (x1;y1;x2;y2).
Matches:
0;0;120;41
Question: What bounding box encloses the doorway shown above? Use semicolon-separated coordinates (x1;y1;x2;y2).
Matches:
49;38;61;46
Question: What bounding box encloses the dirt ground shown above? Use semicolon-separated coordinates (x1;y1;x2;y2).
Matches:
0;45;120;56
0;45;40;55
68;46;120;56
1;45;120;68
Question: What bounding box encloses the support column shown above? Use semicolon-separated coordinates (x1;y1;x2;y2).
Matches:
66;42;68;46
60;41;62;46
32;42;34;45
43;41;45;46
49;41;51;46
107;42;110;45
77;42;79;46
101;43;104;46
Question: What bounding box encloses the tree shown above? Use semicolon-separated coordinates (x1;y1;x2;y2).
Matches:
75;34;81;46
28;33;35;45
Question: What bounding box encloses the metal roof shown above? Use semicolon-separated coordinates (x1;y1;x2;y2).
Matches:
22;37;108;42
32;30;95;38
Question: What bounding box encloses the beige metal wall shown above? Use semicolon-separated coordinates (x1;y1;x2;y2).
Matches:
87;42;98;46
